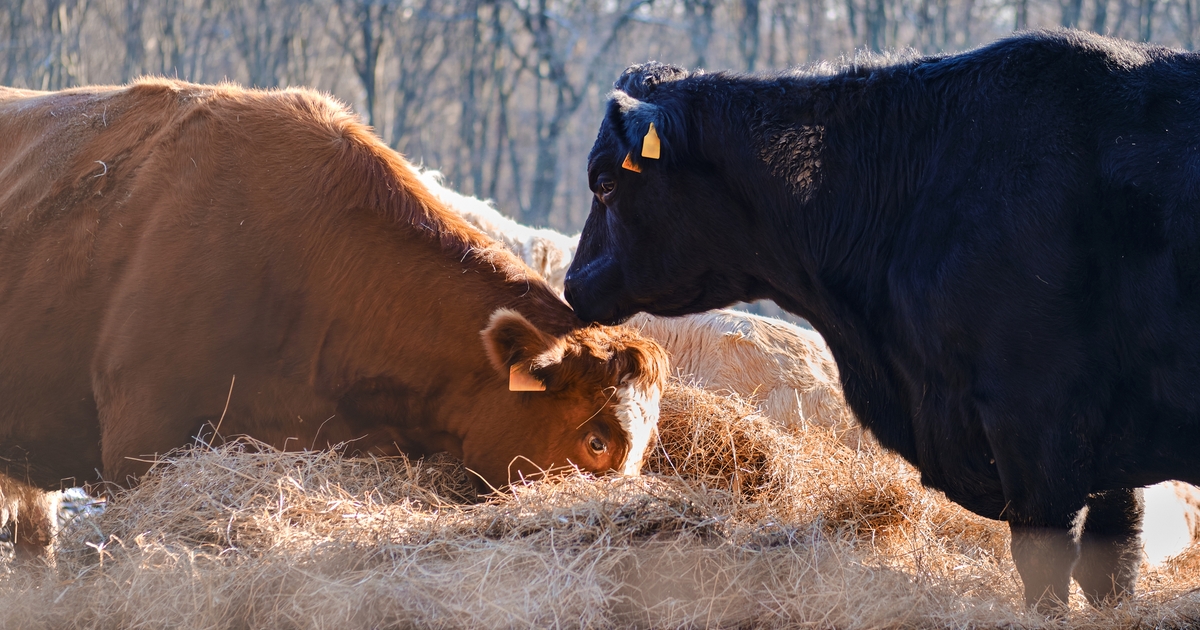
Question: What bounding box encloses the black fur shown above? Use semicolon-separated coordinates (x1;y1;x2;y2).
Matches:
565;29;1200;610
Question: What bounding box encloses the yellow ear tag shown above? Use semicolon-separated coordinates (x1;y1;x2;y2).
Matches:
509;364;546;391
641;122;661;159
621;152;641;173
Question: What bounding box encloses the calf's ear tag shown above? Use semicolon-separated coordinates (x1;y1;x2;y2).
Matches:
509;364;546;391
641;123;661;159
621;153;641;173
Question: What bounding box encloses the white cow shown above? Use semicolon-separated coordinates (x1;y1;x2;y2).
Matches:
625;310;862;447
414;167;1200;565
1143;481;1200;566
410;168;577;291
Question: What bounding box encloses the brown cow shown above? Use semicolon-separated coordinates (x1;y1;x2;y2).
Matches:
0;80;668;558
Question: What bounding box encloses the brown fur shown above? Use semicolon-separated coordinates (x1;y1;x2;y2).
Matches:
0;80;668;554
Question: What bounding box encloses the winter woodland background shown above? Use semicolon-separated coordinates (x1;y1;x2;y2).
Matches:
2;0;1196;233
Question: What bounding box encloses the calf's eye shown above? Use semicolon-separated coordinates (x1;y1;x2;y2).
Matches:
588;434;607;455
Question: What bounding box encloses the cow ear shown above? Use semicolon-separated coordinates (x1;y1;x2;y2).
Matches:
481;309;558;389
608;92;680;167
613;338;669;390
610;92;661;152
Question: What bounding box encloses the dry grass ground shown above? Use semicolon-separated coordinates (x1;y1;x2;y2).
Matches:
2;381;1199;628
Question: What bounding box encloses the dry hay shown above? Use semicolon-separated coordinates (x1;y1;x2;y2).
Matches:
2;381;1200;628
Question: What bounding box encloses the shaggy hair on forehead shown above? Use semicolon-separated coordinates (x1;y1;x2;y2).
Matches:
535;325;670;393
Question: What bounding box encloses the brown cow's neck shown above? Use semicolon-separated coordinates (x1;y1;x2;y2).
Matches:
290;127;580;451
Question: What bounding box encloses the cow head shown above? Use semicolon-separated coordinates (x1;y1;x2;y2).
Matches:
565;63;772;325
471;308;668;490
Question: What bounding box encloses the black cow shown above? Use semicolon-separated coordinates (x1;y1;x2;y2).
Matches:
564;29;1200;611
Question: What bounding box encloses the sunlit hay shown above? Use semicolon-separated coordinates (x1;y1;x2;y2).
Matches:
3;441;941;629
55;440;478;560
1;380;1200;627
653;382;1013;592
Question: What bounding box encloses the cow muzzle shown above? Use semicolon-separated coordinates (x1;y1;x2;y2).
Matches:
564;257;629;325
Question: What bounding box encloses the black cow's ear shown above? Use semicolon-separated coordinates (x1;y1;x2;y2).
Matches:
608;92;667;165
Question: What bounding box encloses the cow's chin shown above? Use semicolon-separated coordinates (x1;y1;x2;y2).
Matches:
566;256;727;324
568;283;704;326
567;294;635;326
627;287;722;319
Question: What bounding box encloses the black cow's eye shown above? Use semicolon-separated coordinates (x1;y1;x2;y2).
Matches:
588;434;607;455
595;176;616;200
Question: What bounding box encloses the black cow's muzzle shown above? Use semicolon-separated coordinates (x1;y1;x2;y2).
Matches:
564;256;628;325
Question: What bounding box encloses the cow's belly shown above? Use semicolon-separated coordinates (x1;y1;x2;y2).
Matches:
909;393;1009;520
916;447;1008;520
0;311;103;487
0;286;106;488
0;386;102;489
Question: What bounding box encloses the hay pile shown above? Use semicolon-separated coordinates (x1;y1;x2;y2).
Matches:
3;381;1200;628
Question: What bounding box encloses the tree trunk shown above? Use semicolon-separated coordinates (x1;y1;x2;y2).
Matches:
2;0;27;87
122;0;145;82
1138;0;1154;40
685;0;714;67
1091;0;1108;32
865;0;886;49
806;0;822;62
738;0;760;70
526;115;563;227
334;0;393;129
1060;0;1083;26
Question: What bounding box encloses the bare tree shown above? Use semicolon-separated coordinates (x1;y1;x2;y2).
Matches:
7;0;1200;232
684;0;715;66
454;0;488;191
507;0;655;226
228;0;300;87
1061;0;1083;26
1138;0;1155;38
331;0;396;127
1092;0;1108;32
34;0;91;89
387;0;453;149
864;0;886;48
738;0;760;68
2;0;30;86
121;0;145;80
1180;0;1198;47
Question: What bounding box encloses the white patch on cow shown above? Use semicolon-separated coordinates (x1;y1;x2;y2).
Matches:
1143;481;1200;567
614;382;661;475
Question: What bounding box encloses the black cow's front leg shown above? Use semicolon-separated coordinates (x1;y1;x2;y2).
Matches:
1072;488;1144;606
1009;522;1079;613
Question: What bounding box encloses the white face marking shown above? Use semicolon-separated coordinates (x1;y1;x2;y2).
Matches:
613;383;661;475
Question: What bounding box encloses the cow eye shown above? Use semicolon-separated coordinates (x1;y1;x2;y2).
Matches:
595;176;616;200
587;434;607;455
